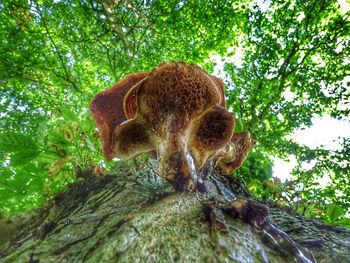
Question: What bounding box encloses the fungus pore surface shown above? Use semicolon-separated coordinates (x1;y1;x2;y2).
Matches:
91;62;251;192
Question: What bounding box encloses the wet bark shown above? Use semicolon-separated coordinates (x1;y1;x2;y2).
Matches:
0;159;349;263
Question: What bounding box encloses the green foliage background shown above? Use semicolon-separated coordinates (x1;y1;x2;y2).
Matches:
0;0;349;227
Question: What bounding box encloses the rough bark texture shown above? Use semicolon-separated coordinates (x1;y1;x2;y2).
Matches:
0;159;350;263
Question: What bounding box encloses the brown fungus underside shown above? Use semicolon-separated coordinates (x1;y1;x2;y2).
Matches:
91;62;251;192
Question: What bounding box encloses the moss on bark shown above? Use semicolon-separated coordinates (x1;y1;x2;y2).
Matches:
1;160;349;262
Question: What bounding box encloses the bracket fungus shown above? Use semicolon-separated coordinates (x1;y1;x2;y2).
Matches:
91;62;251;192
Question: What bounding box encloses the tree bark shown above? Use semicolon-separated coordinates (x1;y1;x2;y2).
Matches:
0;159;349;263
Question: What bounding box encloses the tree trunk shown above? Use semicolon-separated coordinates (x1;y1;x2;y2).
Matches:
1;159;349;263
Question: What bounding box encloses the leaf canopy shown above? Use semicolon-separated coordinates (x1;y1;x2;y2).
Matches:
0;0;349;226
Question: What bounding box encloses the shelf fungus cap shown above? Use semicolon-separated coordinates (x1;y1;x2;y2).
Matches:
90;72;148;160
217;131;252;175
90;62;251;192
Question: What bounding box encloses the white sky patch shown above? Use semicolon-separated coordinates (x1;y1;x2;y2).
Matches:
282;87;295;102
210;47;244;79
338;0;350;14
210;54;226;80
292;115;350;151
226;45;245;68
208;39;350;185
296;12;305;22
209;54;237;92
272;156;297;182
256;0;272;12
311;54;326;67
209;38;245;90
273;115;350;183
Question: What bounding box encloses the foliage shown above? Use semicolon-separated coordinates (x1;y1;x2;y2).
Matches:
0;0;245;215
0;106;104;214
0;0;349;229
222;0;350;226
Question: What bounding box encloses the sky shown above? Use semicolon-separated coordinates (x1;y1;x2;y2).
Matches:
213;54;350;182
211;52;350;182
212;51;350;182
273;115;350;182
210;0;350;181
266;0;350;182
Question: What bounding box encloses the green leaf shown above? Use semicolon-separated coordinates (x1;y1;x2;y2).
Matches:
326;204;344;222
60;108;78;122
234;118;244;132
336;218;350;229
10;150;42;167
0;133;39;153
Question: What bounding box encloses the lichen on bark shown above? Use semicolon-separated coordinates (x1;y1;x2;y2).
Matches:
1;159;350;263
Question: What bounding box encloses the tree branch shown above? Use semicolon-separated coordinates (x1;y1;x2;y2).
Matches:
36;4;81;92
101;0;129;53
